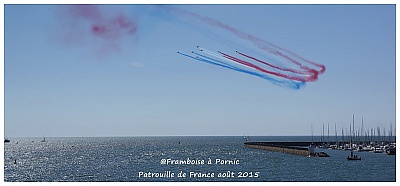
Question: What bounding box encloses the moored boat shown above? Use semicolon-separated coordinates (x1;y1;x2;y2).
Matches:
346;155;361;160
346;150;361;160
385;146;396;155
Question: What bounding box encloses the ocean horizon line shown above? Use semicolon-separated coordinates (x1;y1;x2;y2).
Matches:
5;135;397;138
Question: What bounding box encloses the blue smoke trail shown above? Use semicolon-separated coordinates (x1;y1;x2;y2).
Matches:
178;51;305;89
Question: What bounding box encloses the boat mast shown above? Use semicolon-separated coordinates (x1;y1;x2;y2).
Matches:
327;123;330;146
341;128;344;144
322;124;325;144
377;127;381;146
361;117;364;144
311;123;314;143
352;114;355;147
371;128;374;142
389;122;393;142
383;128;386;142
350;123;352;148
335;123;338;148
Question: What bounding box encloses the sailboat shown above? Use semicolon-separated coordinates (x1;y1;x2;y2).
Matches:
41;135;46;142
347;149;361;160
346;115;361;160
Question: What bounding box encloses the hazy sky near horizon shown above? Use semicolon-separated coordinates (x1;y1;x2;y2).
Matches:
4;4;396;137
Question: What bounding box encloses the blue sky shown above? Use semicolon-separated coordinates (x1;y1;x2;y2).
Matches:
4;4;396;137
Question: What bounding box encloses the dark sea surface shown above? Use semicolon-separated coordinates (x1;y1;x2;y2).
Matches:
4;136;396;182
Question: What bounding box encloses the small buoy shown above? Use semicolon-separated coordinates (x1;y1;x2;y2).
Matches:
14;159;17;164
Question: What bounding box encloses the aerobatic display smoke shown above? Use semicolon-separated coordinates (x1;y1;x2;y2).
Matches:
58;5;138;55
59;5;325;89
163;6;326;89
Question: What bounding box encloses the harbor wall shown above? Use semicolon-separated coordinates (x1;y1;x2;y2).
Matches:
245;141;322;147
244;143;310;156
245;140;396;147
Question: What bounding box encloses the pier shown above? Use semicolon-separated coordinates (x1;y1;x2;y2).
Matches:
244;141;328;157
244;140;396;156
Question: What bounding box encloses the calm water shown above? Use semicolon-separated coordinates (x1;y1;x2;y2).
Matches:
4;136;396;182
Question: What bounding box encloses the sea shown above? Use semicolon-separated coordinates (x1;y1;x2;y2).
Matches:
3;136;396;182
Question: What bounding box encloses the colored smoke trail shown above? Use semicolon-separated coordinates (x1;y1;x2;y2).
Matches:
161;5;326;88
66;5;137;39
58;5;138;55
56;5;325;89
219;51;307;82
178;50;305;89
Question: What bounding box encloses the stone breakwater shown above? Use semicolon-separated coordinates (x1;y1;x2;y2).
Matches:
244;141;329;157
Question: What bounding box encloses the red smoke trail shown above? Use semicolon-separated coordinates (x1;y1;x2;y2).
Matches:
235;51;313;75
59;5;138;56
90;15;137;39
67;5;137;39
219;51;308;82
